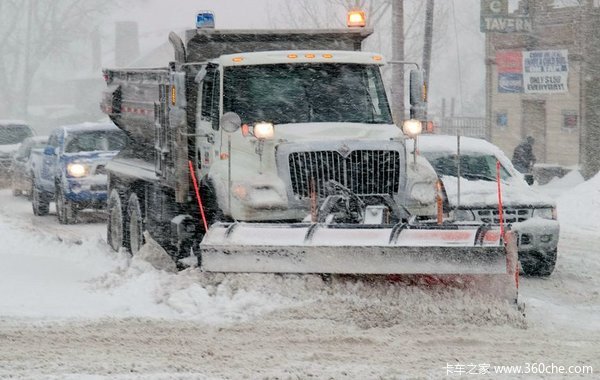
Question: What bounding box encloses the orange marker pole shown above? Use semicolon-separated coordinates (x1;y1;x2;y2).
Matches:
496;160;504;238
436;180;443;225
188;160;209;232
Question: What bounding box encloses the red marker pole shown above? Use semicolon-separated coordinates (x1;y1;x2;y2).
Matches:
188;160;209;232
496;160;504;238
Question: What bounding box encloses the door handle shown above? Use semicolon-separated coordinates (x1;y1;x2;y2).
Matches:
207;134;214;144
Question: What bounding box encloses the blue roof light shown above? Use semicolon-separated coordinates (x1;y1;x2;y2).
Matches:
196;11;215;29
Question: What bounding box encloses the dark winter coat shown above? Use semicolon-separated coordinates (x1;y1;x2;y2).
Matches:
512;140;536;173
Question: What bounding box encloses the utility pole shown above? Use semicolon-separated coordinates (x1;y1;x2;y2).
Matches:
21;0;34;118
391;0;404;123
422;0;434;120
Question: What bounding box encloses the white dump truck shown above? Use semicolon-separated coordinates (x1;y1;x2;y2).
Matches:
101;11;518;300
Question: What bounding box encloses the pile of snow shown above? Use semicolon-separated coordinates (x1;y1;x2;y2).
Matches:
0;215;289;323
554;171;600;233
533;168;585;200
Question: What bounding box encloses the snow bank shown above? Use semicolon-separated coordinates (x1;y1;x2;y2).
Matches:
555;171;600;233
0;214;289;323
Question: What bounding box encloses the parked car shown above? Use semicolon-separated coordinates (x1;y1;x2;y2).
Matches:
0;121;35;187
10;135;49;197
31;122;126;224
411;134;560;276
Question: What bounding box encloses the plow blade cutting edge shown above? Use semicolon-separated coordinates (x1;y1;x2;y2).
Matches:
199;223;518;301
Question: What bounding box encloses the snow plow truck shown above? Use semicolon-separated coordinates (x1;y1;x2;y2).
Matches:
101;11;518;301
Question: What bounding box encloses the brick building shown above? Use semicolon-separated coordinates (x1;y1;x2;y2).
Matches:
484;0;600;178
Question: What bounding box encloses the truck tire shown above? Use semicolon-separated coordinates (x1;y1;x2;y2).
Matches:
56;185;77;224
107;189;125;252
32;180;50;216
26;176;34;200
520;249;557;277
127;193;144;255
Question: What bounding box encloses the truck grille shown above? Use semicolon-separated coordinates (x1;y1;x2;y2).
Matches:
474;208;532;224
288;150;400;198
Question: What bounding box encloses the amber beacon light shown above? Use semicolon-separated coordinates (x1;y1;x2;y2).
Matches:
347;10;366;27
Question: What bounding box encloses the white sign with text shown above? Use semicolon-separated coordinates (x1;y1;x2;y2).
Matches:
523;50;569;94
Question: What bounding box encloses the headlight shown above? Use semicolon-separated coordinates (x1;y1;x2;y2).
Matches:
410;183;436;204
402;119;422;138
67;163;89;178
232;184;248;200
253;122;274;140
453;209;475;221
532;207;556;220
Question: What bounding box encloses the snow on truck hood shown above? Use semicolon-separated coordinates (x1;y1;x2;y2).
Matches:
272;122;402;142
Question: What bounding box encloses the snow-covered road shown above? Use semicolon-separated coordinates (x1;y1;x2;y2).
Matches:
0;173;599;378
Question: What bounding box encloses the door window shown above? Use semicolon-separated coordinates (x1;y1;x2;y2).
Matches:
200;65;221;130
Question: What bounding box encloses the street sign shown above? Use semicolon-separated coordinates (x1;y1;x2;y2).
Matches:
482;0;508;15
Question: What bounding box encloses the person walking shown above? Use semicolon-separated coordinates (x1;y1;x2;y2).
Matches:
512;136;536;173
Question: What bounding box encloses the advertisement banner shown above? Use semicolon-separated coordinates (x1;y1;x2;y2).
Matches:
498;73;523;93
523;50;569;94
496;50;523;93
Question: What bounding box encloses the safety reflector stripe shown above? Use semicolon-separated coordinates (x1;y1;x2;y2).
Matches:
120;106;153;115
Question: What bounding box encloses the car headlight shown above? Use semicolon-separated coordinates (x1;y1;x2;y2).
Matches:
532;207;556;220
452;209;475;221
67;163;89;178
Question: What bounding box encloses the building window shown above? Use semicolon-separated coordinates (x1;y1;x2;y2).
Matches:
495;111;508;128
562;110;578;132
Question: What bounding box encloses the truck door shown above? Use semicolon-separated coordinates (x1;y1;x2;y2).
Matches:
40;130;62;192
195;64;221;179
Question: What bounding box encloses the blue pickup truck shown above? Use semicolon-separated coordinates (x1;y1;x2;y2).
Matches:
31;122;126;224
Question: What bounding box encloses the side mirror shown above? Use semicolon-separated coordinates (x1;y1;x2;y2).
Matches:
524;174;534;185
43;146;56;156
409;69;426;120
220;112;241;133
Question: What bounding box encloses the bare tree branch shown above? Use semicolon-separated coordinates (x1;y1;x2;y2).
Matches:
0;0;131;117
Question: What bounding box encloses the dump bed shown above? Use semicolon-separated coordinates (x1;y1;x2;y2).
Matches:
183;28;372;62
101;68;169;155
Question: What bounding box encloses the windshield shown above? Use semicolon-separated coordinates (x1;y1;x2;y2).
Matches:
223;63;393;125
64;130;126;153
423;153;512;182
0;125;33;145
